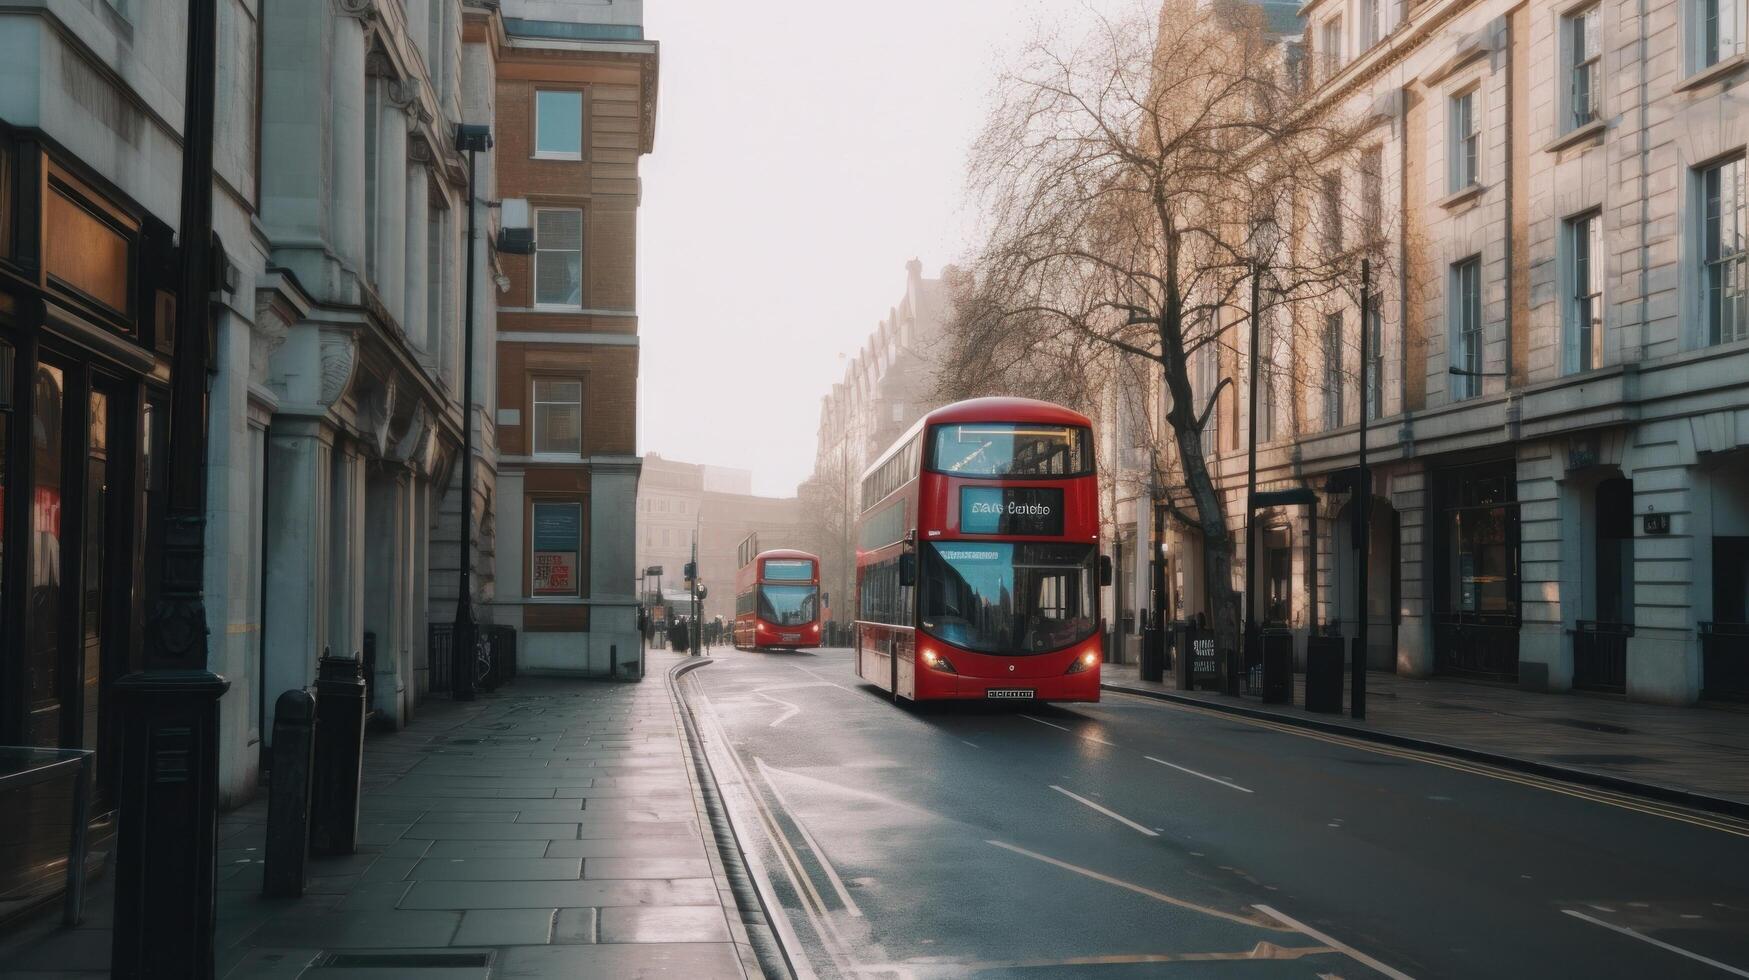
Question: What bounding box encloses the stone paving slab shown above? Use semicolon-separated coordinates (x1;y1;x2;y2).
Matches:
0;652;753;979
1104;662;1749;806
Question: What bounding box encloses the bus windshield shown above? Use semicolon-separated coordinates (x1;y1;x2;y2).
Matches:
759;585;819;626
918;542;1097;655
930;423;1092;478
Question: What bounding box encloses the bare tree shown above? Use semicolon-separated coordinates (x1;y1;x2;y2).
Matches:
952;0;1381;666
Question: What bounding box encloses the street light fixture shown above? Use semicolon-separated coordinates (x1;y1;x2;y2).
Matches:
452;122;492;701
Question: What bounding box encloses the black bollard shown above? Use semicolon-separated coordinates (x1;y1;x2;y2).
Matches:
310;650;366;856
263;690;317;897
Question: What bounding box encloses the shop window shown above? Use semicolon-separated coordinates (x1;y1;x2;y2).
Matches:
535;90;584;160
531;378;582;456
530;500;582;597
1264;524;1293;626
27;363;64;746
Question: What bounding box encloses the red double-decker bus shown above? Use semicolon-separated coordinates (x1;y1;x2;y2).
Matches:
734;548;823;650
854;397;1109;703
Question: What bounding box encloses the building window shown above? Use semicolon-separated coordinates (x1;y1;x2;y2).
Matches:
534;208;583;308
1566;211;1604;371
531;501;582;597
1365;293;1385;421
1699;0;1745;68
1566;6;1602;129
532;378;583;456
1360;0;1382;49
1322;173;1343;253
1703;156;1748;345
1452;257;1483;399
534;90;584;160
1320;17;1345;81
1197;345;1218;458
1450;90;1479;191
1324;311;1344;429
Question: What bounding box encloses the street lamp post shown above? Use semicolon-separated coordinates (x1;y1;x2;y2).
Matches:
1353;260;1372;720
451;122;492;702
111;1;226;976
1241;259;1265;696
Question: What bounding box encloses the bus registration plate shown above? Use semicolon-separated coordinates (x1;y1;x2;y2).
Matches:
781;633;800;642
986;689;1035;700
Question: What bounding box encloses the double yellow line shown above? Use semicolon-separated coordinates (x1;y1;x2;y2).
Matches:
1111;691;1749;839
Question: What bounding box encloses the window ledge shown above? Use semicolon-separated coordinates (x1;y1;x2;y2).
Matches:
1434;183;1486;210
1673;54;1748;93
1544;119;1606;154
533;151;584;162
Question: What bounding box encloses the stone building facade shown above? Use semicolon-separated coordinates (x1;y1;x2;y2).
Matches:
1156;0;1749;705
487;1;658;677
801;259;950;624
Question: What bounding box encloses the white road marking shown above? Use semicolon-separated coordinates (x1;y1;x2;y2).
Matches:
789;664;857;693
960;740;980;749
986;841;1285;928
1145;756;1255;794
1255;904;1415;980
1049;785;1159;836
755;691;802;727
755;758;864;917
1021;714;1118;746
1562;909;1749;977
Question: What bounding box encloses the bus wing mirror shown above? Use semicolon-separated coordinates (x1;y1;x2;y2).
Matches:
821;592;831;608
1100;554;1113;587
899;553;917;588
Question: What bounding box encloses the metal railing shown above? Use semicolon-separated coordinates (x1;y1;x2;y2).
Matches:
428;623;518;696
1432;613;1520;681
1572;620;1631;694
1699;622;1749;703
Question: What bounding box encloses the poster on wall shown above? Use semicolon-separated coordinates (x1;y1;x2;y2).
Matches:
532;502;582;596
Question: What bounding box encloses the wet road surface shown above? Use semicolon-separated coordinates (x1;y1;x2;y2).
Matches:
683;646;1749;979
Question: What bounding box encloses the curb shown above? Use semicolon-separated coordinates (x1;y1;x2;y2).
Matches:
669;659;799;980
1103;681;1749;822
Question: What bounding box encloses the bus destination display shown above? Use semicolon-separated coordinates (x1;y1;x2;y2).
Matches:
959;486;1064;536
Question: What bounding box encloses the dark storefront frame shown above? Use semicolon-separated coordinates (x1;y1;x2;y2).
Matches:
1431;456;1521;680
0;123;176;906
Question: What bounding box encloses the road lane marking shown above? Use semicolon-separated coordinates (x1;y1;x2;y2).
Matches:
1047;785;1158;836
857;943;1343;972
1255;904;1416;980
1021;714;1119;745
1106;691;1749;839
754;691;802;727
687;686;851;978
1145;755;1255;794
789;664;858;693
986;840;1287;929
755;758;864;917
1562;909;1749;977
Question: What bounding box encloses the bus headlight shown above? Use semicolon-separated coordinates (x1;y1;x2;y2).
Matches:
921;649;957;673
1065;650;1100;674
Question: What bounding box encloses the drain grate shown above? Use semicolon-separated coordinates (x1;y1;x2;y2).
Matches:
317;952;493;969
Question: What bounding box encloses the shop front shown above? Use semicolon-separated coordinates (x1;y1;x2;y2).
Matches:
0;127;177;914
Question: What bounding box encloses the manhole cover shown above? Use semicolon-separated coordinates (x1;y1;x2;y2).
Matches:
318;952;493;969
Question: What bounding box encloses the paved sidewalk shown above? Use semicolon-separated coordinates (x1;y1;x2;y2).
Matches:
0;650;755;979
1103;663;1749;808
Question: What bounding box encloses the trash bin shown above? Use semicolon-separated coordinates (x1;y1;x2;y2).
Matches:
1262;629;1294;705
1304;635;1344;713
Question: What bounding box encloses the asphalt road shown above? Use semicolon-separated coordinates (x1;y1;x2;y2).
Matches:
683;645;1749;979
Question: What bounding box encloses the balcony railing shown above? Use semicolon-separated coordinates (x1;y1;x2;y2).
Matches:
1433;613;1519;680
1572;620;1631;693
428;623;519;696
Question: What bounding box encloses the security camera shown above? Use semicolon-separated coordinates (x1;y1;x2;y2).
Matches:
494;273;511;293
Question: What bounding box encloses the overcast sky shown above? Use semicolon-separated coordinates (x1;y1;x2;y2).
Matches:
637;0;1128;498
